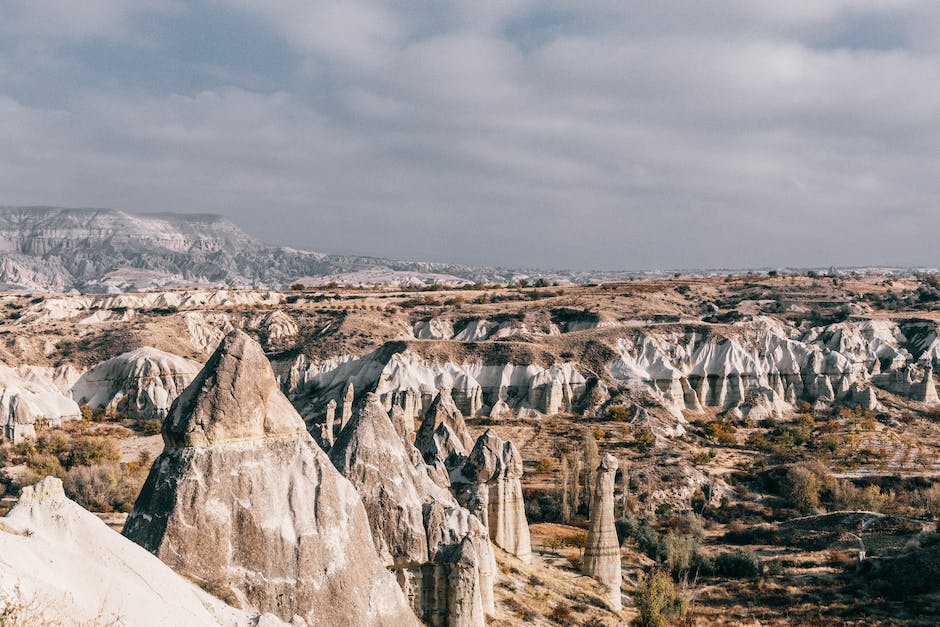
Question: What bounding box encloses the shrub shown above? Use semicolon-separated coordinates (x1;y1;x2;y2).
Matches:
704;421;737;446
633;427;655;451
535;457;555;473
634;569;689;626
63;463;141;513
924;485;940;520
715;549;762;578
607;405;631;422
690;449;716;465
523;489;563;523
548;603;572;622
662;532;697;576
67;436;121;468
24;453;66;483
783;463;832;512
36;430;70;462
618;515;661;559
835;482;893;512
136;419;162;436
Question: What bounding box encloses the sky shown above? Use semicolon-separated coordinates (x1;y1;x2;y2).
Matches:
1;1;940;271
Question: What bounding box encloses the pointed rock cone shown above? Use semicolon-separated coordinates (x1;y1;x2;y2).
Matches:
341;381;355;430
415;388;474;466
330;393;493;624
583;453;622;611
453;429;533;563
122;330;417;626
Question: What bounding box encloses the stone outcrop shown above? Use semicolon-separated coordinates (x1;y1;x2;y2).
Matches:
70;347;202;419
452;429;532;563
415;388;475;467
0;478;281;627
341;381;355;431
122;330;416;626
329;393;495;626
488;398;512;420
583;453;622;611
0;361;81;444
324;398;337;446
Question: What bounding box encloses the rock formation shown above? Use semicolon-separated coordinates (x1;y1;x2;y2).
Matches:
415;388;475;467
390;403;415;444
329;393;495;625
70;347;202;419
122;330;416;626
488;398;512;420
341;381;355;431
452;429;533;563
324;398;337;446
583;453;622;611
0;361;80;444
0;477;281;626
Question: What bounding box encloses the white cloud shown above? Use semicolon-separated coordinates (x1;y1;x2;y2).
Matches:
1;0;940;269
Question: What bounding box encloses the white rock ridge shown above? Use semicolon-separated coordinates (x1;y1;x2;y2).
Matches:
0;362;80;444
0;477;281;627
70;347;202;419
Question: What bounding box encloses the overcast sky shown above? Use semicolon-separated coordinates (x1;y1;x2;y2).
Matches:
1;1;939;270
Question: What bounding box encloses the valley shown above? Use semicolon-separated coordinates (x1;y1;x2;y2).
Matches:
4;273;940;624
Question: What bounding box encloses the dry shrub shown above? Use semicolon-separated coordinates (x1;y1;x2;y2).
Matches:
549;603;572;622
63;464;143;513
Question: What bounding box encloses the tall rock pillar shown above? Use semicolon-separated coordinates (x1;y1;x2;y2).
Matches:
341;381;355;431
583;453;622;611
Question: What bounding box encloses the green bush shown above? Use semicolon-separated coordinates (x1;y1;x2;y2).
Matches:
24;452;66;483
634;569;689;626
662;532;697;576
67;436;121;468
633;427;655;451
137;419;163;436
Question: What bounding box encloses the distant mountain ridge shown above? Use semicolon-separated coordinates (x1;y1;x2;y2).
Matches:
0;206;521;292
0;207;930;293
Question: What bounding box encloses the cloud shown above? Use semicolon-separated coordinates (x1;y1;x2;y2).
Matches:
1;0;939;270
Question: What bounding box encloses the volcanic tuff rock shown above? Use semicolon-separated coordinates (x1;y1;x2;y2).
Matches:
0;362;80;444
415;388;476;468
451;429;533;563
329;394;495;625
0;478;279;627
122;330;416;626
583;454;622;611
70;347;202;419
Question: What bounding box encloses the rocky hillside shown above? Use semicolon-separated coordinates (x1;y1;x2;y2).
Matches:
0;207;525;291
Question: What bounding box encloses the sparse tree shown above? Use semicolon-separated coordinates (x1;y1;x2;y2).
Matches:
582;430;600;511
560;456;571;523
